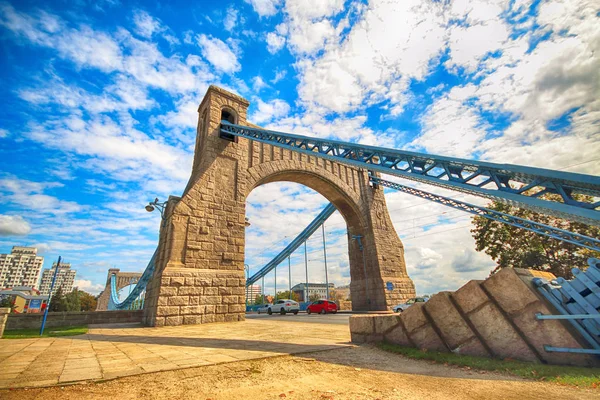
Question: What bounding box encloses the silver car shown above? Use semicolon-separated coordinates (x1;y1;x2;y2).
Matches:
256;304;271;314
267;299;300;315
393;297;428;313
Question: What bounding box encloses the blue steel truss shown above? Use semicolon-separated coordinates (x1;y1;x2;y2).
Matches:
370;176;600;253
246;203;336;287
533;258;600;354
108;249;157;310
220;121;600;227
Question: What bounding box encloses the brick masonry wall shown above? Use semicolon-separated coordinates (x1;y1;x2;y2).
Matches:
6;310;143;330
350;268;599;368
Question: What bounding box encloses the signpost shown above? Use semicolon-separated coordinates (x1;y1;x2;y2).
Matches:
40;256;61;336
29;299;42;312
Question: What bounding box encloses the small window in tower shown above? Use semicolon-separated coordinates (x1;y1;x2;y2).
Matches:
219;108;238;142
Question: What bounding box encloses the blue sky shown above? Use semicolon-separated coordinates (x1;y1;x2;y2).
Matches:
0;0;598;297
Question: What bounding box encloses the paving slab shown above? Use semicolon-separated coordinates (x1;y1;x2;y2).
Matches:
0;318;351;388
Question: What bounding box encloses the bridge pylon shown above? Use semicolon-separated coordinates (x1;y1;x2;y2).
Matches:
143;86;416;327
96;268;143;311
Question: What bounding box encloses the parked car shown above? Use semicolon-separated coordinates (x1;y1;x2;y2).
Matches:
306;300;338;314
393;297;428;313
268;299;300;315
256;304;271;314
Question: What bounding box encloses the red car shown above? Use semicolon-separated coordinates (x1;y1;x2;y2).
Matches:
306;300;338;314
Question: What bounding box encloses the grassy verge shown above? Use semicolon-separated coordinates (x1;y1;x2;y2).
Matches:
2;325;88;339
377;342;600;388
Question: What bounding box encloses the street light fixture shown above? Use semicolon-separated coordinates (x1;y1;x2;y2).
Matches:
145;198;167;220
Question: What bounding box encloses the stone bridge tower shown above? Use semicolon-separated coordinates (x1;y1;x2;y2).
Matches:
143;86;415;327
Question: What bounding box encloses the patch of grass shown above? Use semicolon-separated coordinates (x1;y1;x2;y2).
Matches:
377;342;600;389
2;325;88;339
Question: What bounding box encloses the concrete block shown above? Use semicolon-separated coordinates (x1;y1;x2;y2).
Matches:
483;268;539;315
170;277;185;287
400;303;427;334
374;314;401;334
351;333;367;343
425;292;476;350
184;315;202;325
168;296;189;306
178;287;204;296
410;324;447;352
468;302;537;362
452;280;487;314
384;324;412;347
165;316;183;326
349;315;375;335
452;336;489;357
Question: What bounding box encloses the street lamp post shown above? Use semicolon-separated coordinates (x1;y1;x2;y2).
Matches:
288;256;291;300
304;241;309;303
40;256;62;336
244;264;250;306
322;223;329;301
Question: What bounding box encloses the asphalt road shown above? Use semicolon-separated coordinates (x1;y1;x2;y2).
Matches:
245;312;351;325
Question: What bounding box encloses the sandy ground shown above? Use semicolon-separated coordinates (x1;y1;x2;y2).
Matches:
1;345;597;400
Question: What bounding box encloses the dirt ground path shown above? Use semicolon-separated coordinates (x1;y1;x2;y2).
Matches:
1;345;597;400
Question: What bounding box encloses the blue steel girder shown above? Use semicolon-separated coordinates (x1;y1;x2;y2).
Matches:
370;176;600;253
220;121;600;226
108;248;157;310
246;203;336;287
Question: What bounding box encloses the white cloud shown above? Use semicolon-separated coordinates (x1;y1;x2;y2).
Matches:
251;76;268;92
271;68;287;84
296;0;447;114
0;215;31;236
26;115;192;183
245;0;282;17
284;0;345;20
266;31;285;53
0;128;8;138
0;177;83;215
74;279;105;295
446;19;509;72
132;9;163;38
409;85;488;157
197;34;241;74
251;98;291;124
19;74;156;114
224;7;238;32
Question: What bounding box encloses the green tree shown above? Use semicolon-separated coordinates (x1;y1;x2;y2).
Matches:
0;296;16;312
471;199;600;278
65;290;81;312
78;291;98;311
276;290;299;301
253;294;263;305
49;286;67;312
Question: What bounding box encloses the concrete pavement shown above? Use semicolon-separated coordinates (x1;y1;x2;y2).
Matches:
0;317;351;389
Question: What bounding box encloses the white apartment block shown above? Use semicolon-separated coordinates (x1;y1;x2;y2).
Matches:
246;284;261;302
39;262;76;296
0;247;44;289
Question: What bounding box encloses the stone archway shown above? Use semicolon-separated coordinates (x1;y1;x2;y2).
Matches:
143;86;415;327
